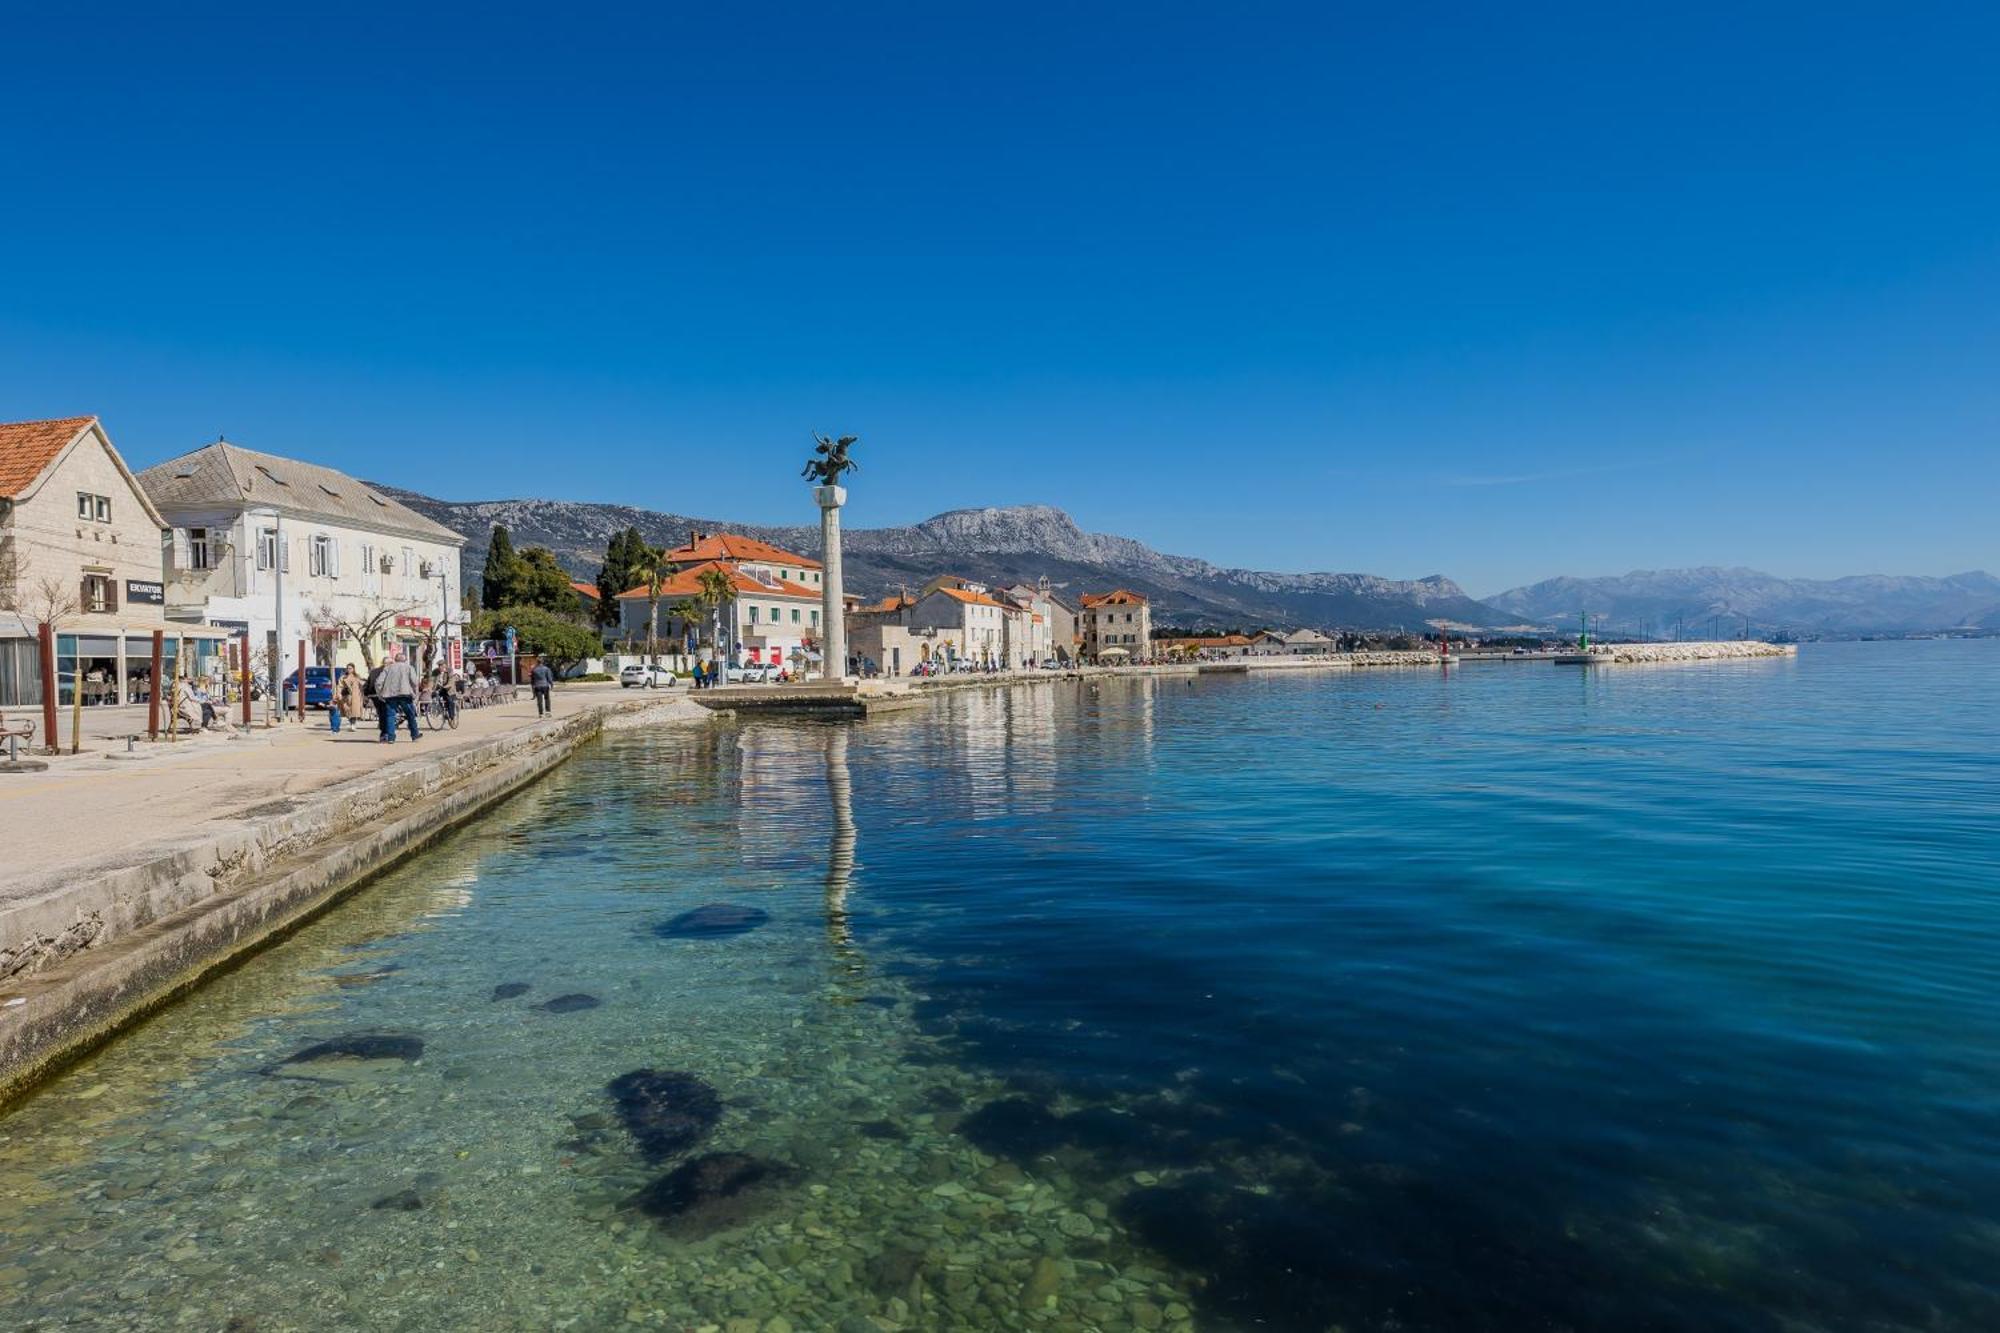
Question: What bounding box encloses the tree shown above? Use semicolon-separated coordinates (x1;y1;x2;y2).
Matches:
593;526;646;630
481;524;521;610
469;605;600;675
695;566;735;663
631;542;672;671
305;597;429;671
513;546;579;615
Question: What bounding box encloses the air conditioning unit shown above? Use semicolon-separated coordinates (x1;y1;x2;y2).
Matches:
378;556;395;574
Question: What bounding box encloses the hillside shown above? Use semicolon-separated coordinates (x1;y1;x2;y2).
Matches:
373;488;1509;631
1486;567;2000;636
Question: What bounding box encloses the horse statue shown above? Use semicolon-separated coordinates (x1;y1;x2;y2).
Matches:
802;432;860;486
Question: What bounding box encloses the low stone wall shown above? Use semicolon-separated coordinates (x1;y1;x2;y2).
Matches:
0;695;701;1106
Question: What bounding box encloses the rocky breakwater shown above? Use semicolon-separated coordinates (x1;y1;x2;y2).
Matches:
1593;641;1796;664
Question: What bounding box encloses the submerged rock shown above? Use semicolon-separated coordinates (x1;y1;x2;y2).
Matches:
536;993;600;1013
281;1034;424;1066
958;1098;1067;1161
490;982;531;1000
654;903;770;939
370;1188;424;1212
627;1151;795;1236
858;1119;907;1141
329;965;399;989
606;1069;722;1162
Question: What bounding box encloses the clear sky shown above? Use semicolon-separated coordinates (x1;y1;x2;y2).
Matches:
3;4;1996;592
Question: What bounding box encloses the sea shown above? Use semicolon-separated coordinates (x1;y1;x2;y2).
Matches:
1;639;1995;1332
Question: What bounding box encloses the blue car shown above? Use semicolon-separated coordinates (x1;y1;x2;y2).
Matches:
281;665;350;708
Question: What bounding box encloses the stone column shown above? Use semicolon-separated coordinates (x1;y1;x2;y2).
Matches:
815;484;847;682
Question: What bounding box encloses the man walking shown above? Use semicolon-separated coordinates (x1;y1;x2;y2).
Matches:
530;658;556;716
375;647;421;743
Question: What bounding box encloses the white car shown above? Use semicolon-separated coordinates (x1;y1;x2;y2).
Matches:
619;663;678;688
724;663;775;684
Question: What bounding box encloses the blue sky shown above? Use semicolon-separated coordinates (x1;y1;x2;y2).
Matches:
3;4;1996;592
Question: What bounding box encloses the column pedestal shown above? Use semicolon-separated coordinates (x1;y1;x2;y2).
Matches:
815;485;848;683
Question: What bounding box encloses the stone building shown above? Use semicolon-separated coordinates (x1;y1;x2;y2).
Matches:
1079;588;1152;662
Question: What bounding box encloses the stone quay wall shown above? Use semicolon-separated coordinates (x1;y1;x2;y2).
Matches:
1588;641;1795;663
0;695;703;1106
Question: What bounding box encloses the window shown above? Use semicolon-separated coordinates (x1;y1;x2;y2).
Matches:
256;527;278;571
790;608;800;624
749;605;759;623
401;547;413;577
81;572;115;613
309;534;338;578
186;527;211;570
361;543;374;576
76;492;111;522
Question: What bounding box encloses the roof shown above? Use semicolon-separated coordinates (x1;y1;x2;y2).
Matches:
136;441;464;546
570;580;601;600
1158;634;1254;648
1284;628;1335;643
856;592;917;614
930;586;1013;610
1080;588;1148;607
667;531;820;570
0;415;97;498
616;559;819;601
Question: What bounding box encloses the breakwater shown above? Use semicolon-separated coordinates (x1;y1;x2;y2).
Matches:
1582;640;1795;663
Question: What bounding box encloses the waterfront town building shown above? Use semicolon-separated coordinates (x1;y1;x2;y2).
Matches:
613;532;823;670
136;441;466;678
0;416;233;709
1156;633;1258;658
1079;588;1152;661
846;578;1039;672
1000;578;1074;665
1278;627;1338;655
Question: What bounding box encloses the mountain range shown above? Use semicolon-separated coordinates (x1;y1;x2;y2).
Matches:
1484;567;2000;636
375;488;1504;630
376;486;1999;636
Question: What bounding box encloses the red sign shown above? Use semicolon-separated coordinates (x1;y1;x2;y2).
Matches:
394;616;433;629
449;638;463;672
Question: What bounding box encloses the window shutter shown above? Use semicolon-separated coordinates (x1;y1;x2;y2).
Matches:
80;575;92;609
330;540;341;578
107;577;119;612
172;528;191;569
280;539;290;573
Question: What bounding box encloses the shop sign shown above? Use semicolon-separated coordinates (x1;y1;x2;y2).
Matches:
125;579;165;605
394;615;433;629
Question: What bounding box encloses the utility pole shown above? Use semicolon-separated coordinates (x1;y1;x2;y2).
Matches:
268;510;283;727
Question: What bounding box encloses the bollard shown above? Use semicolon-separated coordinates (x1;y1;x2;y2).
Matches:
127;734;135;753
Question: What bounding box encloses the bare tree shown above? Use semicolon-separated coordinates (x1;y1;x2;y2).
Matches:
305;597;428;671
23;575;80;627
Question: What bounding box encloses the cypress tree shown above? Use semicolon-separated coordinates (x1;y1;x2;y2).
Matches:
482;524;521;610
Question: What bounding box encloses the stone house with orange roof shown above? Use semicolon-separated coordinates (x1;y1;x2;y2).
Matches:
1079;588;1152;661
613;533;824;671
0;415;228;709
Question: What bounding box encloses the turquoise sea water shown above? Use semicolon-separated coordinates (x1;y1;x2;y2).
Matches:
2;640;1997;1331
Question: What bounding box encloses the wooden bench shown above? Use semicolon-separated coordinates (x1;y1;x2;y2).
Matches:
0;708;34;748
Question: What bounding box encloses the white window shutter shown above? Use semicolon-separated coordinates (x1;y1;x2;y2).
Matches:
330;539;341;578
172;527;191;569
281;538;290;573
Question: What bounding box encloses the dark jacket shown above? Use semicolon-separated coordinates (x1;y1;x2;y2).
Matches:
364;665;384;702
530;663;556;690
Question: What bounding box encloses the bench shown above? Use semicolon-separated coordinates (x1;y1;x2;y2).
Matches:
0;708;35;747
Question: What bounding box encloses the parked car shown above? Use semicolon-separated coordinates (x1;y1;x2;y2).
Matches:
1039;659;1064;670
281;665;348;708
725;663;775;684
619;663;678;688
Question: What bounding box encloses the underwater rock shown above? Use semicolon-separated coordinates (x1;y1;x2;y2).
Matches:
627;1151;795;1236
490;982;531;1000
655;903;770;939
865;1245;927;1296
606;1069;722;1162
858;1119;907;1141
858;994;899;1008
329;965;399;989
536;993;600;1013
281;1034;424;1065
958;1098;1067;1161
370;1189;424;1212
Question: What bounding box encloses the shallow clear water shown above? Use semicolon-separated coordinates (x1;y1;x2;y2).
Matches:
3;640;1998;1332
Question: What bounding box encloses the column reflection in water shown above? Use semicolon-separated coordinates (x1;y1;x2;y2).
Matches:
822;723;861;975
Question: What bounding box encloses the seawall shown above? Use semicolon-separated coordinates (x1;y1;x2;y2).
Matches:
0;694;705;1107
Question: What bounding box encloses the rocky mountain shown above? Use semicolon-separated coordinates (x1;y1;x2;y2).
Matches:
373;488;1509;630
1486;567;2000;636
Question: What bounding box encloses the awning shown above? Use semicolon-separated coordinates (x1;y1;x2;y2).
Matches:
1098;646;1131;658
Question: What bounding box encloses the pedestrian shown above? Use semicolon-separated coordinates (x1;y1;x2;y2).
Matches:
375;647;421;743
530;658;556;715
693;660;707;690
364;660;388;741
333;667;365;735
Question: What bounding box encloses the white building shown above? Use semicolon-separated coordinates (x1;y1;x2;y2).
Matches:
136;441;467;678
614;532;825;672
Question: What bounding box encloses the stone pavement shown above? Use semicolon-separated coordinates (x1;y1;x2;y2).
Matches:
0;681;672;890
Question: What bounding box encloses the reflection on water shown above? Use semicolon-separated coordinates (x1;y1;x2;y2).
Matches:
2;642;1998;1332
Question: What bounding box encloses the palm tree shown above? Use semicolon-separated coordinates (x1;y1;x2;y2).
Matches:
695;566;735;668
638;543;671;678
669;599;699;662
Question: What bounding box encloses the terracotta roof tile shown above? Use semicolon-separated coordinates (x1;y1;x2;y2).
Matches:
1080;588;1148;608
0;415;96;498
616;559;820;601
668;532;821;570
